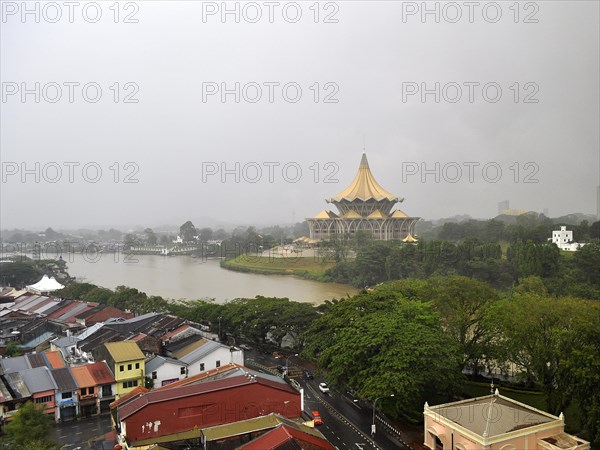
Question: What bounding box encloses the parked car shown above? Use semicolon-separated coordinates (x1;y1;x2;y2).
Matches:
304;370;314;379
272;351;283;359
318;382;330;394
312;411;323;425
239;344;252;351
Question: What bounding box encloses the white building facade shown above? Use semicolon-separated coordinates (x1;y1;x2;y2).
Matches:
551;226;587;251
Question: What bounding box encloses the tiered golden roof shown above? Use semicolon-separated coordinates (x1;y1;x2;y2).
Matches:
328;153;400;203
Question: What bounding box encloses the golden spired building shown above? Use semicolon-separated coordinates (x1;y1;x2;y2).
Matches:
307;153;420;241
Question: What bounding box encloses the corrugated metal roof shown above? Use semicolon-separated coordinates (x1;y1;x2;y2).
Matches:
3;372;32;398
52;335;81;348
26;352;48;368
172;338;210;360
56;302;90;321
239;424;335;449
0;355;30;373
178;340;224;364
76;322;104;339
21;330;54;348
145;355;186;373
105;341;144;362
35;299;62;314
50;367;78;391
119;374;297;420
79;328;126;354
0;378;13;402
202;414;283;441
48;301;81;319
20;367;57;393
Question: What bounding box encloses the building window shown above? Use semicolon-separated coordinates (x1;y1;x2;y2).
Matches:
216;360;221;368
120;365;124;372
102;385;112;397
127;363;132;370
135;362;140;369
35;395;53;404
89;387;94;394
62;392;72;399
81;388;87;396
152;371;157;380
199;363;205;371
123;380;139;389
180;366;186;375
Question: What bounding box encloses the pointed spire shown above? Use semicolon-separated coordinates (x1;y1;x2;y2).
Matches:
495;388;499;396
360;152;369;168
559;412;564;422
328;153;399;202
424;401;429;409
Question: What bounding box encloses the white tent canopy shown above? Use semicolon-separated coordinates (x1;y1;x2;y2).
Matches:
26;275;64;294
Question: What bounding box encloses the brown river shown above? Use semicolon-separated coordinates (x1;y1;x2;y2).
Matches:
63;253;357;304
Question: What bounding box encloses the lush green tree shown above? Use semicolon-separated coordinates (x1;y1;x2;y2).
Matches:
221;296;318;348
3;401;55;449
304;289;463;421
0;261;41;288
572;242;600;289
487;293;600;416
424;276;499;374
5;341;23;357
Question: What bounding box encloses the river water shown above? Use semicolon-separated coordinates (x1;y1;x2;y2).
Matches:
62;253;357;304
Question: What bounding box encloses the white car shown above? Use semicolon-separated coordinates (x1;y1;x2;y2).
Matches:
318;382;330;394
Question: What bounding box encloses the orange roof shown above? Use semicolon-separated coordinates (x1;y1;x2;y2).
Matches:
44;351;65;368
70;365;96;388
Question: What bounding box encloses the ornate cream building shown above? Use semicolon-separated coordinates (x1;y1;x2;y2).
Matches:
306;154;419;241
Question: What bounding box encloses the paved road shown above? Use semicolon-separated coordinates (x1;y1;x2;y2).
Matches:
246;352;409;450
52;413;112;449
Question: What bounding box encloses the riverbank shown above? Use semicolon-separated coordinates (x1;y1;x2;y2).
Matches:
220;255;334;280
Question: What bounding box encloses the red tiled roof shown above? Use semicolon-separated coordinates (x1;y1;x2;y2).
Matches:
79;305;133;324
119;375;297;421
87;362;116;385
239;424;335;450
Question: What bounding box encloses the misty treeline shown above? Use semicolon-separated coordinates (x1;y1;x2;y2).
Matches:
57;276;600;444
1;221;310;249
322;236;600;299
417;214;599;243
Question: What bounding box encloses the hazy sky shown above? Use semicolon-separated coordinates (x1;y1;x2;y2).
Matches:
1;1;599;230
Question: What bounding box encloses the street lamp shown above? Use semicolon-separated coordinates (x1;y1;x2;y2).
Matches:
372;394;394;438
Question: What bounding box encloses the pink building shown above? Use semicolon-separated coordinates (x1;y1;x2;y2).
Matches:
424;390;589;450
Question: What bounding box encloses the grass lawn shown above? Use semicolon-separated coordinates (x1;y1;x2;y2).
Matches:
220;256;335;278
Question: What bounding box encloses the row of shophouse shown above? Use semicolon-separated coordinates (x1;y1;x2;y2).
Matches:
0;350;115;422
